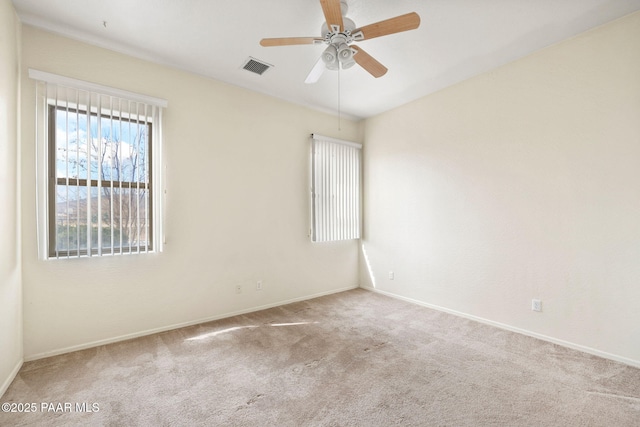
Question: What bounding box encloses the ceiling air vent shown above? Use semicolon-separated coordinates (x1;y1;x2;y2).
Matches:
241;57;273;75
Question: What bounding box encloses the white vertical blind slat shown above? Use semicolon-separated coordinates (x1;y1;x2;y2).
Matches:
109;96;115;256
75;90;81;258
135;102;141;254
97;94;103;257
144;105;152;253
64;88;70;258
118;98;124;254
86;92;93;257
127;100;133;254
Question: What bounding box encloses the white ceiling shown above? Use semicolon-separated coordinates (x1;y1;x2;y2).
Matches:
12;0;640;120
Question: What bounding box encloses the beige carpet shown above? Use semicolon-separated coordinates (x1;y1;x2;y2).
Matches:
2;289;639;426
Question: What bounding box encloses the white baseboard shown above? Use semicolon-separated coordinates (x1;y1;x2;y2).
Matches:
0;358;23;398
25;285;359;362
361;285;640;369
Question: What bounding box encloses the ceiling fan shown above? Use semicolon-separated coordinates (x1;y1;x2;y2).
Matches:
260;0;420;83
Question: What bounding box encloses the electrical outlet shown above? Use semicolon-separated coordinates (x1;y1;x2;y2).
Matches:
388;271;394;280
236;285;242;294
532;299;542;312
256;280;263;291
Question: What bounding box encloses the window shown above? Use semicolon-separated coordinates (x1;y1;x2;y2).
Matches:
48;104;152;256
310;134;361;242
31;70;166;259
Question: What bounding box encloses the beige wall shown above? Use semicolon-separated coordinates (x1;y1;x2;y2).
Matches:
361;12;640;366
0;0;22;396
20;26;362;359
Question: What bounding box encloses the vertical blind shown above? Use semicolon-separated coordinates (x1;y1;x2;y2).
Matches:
30;69;166;259
310;134;361;242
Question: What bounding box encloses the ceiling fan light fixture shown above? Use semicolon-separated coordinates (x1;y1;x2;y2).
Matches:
322;44;338;65
326;58;340;71
341;47;358;69
341;57;356;69
337;43;353;61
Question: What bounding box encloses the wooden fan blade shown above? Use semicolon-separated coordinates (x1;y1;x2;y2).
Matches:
353;12;420;40
320;0;344;32
260;37;323;47
352;45;387;78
